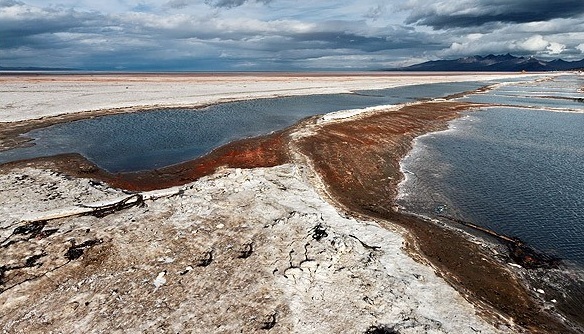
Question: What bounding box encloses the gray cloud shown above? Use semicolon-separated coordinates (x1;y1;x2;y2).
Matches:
204;0;272;9
1;0;584;71
0;0;23;6
364;4;386;20
407;0;584;29
0;4;107;48
0;2;416;70
165;0;189;9
286;29;437;54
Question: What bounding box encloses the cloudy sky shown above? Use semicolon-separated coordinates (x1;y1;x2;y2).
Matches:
2;0;584;70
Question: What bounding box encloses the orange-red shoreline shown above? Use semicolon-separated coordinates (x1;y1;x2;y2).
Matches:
1;99;580;333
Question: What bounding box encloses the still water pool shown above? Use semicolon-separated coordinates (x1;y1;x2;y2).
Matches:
0;81;485;172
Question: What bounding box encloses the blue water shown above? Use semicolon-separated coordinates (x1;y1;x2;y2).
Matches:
398;75;584;266
0;81;487;172
460;75;584;110
2;74;583;267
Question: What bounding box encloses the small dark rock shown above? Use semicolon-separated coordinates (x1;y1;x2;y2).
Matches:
64;239;102;261
25;253;46;267
365;325;399;334
37;228;58;239
261;312;277;330
311;223;328;241
13;221;46;236
238;243;254;259
0;265;7;284
197;250;214;267
64;248;85;261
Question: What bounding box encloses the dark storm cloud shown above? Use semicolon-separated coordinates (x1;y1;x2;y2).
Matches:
287;29;437;53
2;0;583;70
204;0;272;9
196;19;440;56
0;4;108;48
407;0;584;29
0;0;415;70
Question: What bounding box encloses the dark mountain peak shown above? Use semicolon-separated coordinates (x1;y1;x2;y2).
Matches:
470;54;517;61
390;54;584;72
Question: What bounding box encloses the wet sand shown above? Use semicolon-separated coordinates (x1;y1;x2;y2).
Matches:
0;73;580;333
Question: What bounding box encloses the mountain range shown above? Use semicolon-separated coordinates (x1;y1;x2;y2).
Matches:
3;54;584;72
391;54;584;72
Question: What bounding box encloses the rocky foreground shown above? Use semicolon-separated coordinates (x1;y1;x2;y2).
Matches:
1;162;509;333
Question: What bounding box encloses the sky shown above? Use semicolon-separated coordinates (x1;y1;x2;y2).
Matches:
2;0;584;71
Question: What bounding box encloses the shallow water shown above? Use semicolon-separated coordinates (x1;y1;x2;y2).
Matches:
0;81;487;172
460;75;584;110
398;75;584;266
2;74;583;267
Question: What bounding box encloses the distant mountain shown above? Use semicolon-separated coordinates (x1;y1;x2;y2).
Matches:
390;54;584;72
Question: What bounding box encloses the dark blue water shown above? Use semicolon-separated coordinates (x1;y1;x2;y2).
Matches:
0;81;487;172
398;75;584;266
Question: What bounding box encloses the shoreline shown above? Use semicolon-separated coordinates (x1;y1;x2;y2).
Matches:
0;73;580;333
0;72;538;152
0;72;538;123
291;99;581;332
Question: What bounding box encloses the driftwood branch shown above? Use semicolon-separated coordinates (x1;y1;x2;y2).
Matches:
349;234;381;250
19;194;144;223
438;215;561;269
79;194;144;218
19;186;184;224
438;215;518;244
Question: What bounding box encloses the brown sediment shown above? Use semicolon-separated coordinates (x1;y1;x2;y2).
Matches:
110;129;291;191
0;100;580;333
293;101;578;333
1;129;291;192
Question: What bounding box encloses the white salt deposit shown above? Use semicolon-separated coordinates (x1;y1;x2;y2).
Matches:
0;73;539;122
0;164;513;333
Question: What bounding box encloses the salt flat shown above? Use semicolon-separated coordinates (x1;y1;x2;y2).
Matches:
0;73;566;333
0;163;515;333
0;72;536;122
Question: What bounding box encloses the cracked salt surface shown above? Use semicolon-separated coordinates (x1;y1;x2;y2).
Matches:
0;164;511;333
